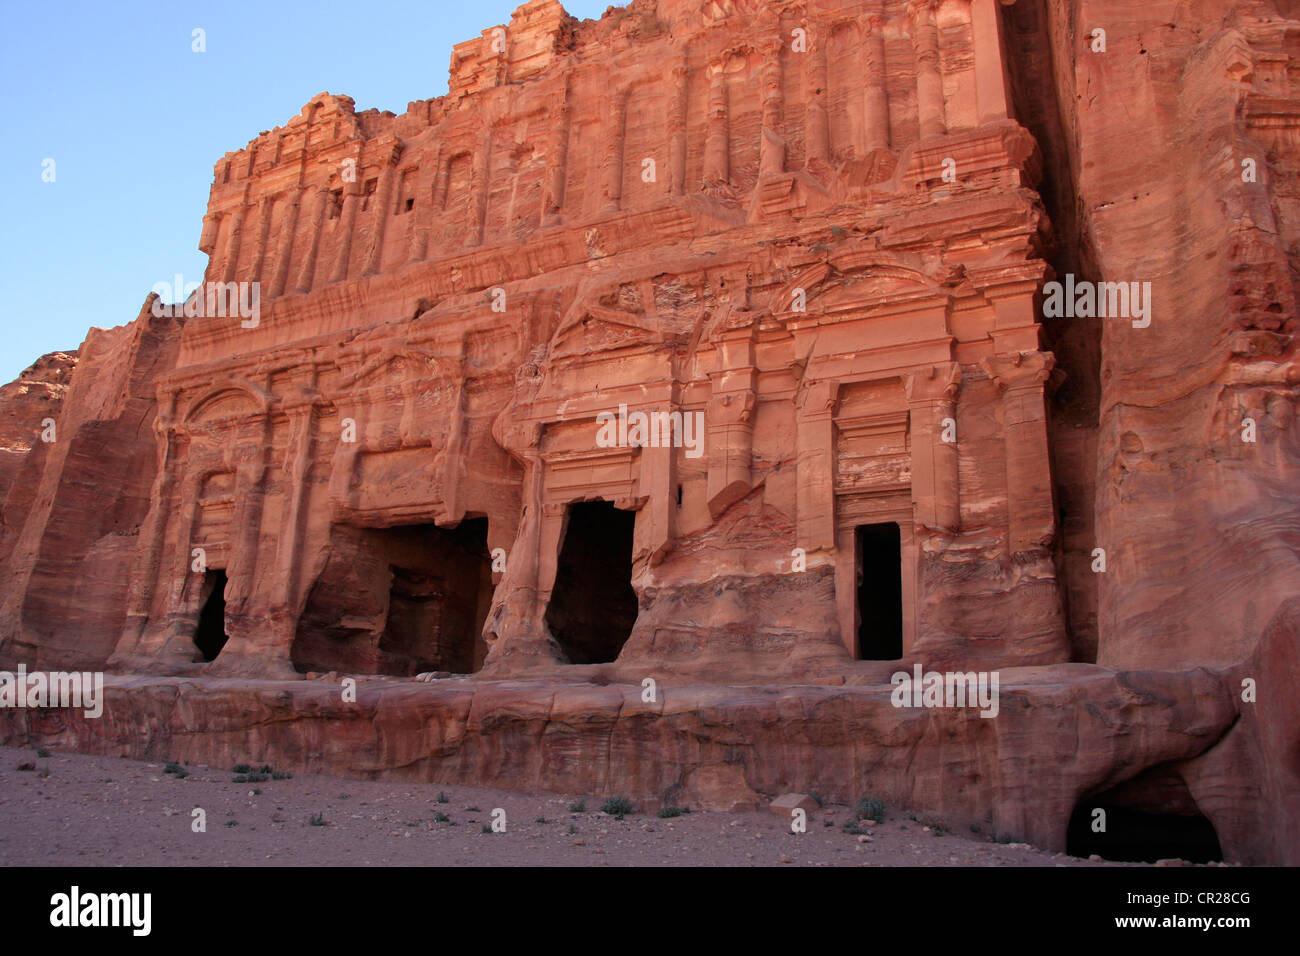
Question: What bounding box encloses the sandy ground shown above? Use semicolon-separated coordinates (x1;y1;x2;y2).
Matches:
0;744;1127;867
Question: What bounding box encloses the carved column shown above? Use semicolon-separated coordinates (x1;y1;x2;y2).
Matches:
863;12;892;150
668;62;689;195
704;64;729;184
469;126;492;246
114;389;180;658
269;188;302;297
796;379;840;552
248;195;274;283
910;0;947;138
904;362;962;532
221;207;245;284
273;382;319;616
601;87;629;212
759;39;786;176
295;186;330;293
707;323;758;517
330;181;362;283
363;141;403;276
981;351;1056;554
542;80;571;224
634;438;675;567
969;0;1014;125
408;145;440;262
805;35;830;167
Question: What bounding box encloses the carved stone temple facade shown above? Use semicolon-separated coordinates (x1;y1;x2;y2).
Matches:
89;0;1067;681
6;0;1300;864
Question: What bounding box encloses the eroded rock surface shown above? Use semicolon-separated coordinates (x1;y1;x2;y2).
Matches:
1;0;1297;863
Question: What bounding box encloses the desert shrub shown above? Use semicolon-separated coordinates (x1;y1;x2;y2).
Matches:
601;796;635;818
855;797;886;822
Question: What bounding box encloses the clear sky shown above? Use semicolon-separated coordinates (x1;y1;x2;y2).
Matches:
0;0;614;384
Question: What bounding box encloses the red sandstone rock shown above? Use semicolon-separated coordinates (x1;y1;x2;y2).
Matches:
0;0;1297;864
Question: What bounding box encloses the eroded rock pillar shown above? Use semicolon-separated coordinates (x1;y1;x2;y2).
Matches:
469;127;492;246
704;65;729;185
363;142;402;276
759;40;786;176
982;351;1057;553
542;81;570;224
329;181;361;283
221;207;245;284
295;187;329;294
707;326;758;518
408;146;439;262
910;0;946;138
904;363;962;532
969;0;1013;125
796;379;840;552
248;195;274;283
269;188;302;297
805;36;830;167
668;63;689;195
601;88;629;212
863;13;891;150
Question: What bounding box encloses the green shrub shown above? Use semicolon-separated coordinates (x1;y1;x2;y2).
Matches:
601;796;635;819
568;799;585;813
232;763;252;774
657;806;683;818
855;797;886;822
308;813;327;827
433;811;450;823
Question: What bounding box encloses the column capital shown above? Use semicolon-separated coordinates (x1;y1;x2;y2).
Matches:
903;362;962;404
799;379;841;416
981;350;1055;391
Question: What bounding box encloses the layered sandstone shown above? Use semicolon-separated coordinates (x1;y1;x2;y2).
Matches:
1;0;1298;864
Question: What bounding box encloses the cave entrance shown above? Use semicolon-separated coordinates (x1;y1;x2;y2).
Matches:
194;569;229;662
291;518;493;676
855;522;902;660
545;501;637;664
1066;785;1224;863
377;517;492;675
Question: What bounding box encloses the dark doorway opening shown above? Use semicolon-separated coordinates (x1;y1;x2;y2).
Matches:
378;517;492;674
1067;796;1224;863
545;501;638;664
194;569;230;662
291;518;493;676
856;522;902;660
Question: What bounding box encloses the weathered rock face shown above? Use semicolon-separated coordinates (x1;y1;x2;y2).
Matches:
0;664;1241;854
1;0;1298;864
0;352;76;513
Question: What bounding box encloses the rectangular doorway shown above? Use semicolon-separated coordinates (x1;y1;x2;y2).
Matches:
856;522;902;660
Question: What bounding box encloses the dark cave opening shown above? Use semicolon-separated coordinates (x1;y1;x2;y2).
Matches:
193;569;229;662
1067;785;1224;863
545;501;638;665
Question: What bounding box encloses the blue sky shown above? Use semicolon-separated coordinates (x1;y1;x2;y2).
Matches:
0;0;614;384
